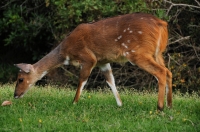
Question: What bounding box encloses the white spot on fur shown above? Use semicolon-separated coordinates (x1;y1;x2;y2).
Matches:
118;35;122;40
129;31;133;33
123;29;126;32
126;52;129;55
123;52;126;56
141;17;143;19
138;31;143;34
71;60;80;67
131;50;135;52
14;96;19;99
27;81;29;84
127;28;130;30
40;71;48;79
100;63;111;72
154;76;159;82
63;56;70;65
80;80;87;93
29;83;33;88
129;61;135;65
121;43;128;48
155;29;161;61
127;40;130;43
115;39;118;42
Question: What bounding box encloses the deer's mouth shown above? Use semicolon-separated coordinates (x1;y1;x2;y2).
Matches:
14;92;24;99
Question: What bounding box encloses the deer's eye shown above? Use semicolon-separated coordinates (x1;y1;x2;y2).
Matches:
19;78;24;83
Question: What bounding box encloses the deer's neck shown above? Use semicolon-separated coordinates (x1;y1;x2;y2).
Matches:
33;45;64;76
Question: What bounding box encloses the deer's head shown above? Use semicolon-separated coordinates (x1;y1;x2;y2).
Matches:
14;63;38;98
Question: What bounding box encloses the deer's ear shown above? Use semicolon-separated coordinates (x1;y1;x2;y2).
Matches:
14;63;33;73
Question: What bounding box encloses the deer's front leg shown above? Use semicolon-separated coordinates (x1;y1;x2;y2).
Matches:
100;63;122;106
73;64;95;103
73;50;97;103
73;79;88;103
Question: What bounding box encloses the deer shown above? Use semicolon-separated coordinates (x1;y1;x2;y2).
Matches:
14;13;172;111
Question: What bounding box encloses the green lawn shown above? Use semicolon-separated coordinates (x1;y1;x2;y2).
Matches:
0;84;200;132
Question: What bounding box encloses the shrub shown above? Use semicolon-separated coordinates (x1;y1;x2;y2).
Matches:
0;0;199;93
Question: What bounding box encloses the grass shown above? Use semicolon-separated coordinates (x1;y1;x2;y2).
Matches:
0;84;200;132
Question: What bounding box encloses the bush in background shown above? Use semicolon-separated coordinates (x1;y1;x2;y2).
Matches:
0;0;199;93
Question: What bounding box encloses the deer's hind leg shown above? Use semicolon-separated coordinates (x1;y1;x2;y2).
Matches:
156;54;172;108
127;53;167;111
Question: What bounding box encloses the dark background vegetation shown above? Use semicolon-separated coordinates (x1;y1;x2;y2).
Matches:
0;0;199;93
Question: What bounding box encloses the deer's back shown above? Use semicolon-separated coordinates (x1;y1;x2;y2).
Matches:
61;13;168;64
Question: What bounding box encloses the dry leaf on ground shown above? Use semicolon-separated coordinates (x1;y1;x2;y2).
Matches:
1;101;12;106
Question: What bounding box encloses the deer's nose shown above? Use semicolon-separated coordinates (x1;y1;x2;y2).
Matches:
14;93;19;99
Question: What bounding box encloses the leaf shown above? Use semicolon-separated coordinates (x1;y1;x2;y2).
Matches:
1;101;12;106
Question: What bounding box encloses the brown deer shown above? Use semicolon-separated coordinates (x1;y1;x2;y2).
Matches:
14;13;172;111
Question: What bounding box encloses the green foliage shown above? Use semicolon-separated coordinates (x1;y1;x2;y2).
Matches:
165;0;200;92
144;0;200;92
0;0;54;60
0;85;200;131
0;64;18;83
0;0;199;91
50;0;148;38
0;0;148;83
